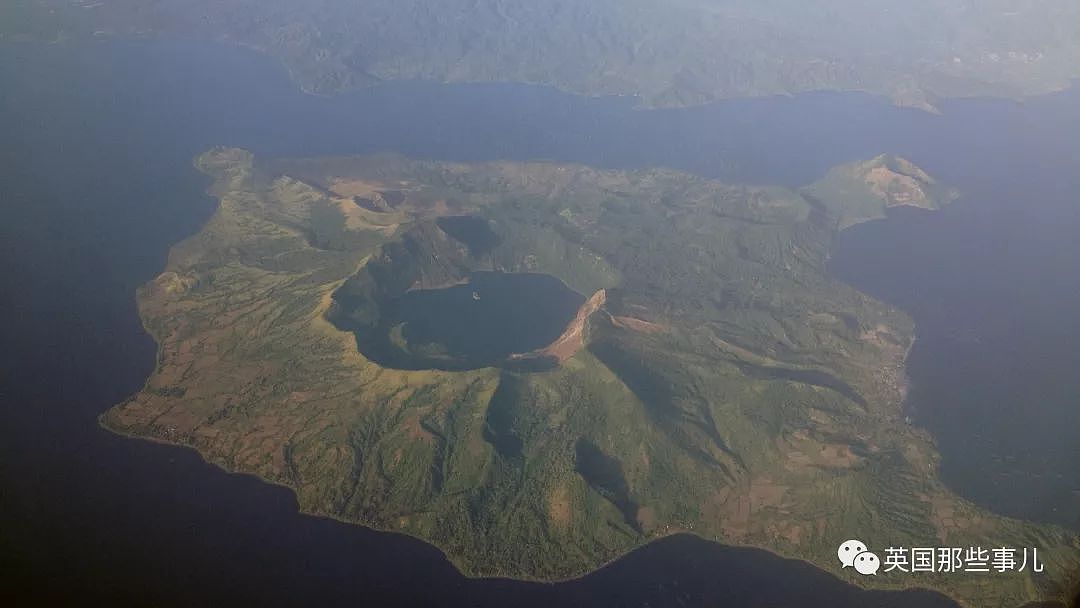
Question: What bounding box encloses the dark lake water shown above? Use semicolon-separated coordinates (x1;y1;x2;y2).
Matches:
2;38;1078;606
388;272;584;369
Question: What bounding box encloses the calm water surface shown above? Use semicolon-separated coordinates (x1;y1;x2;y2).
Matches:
2;38;1078;606
393;272;584;368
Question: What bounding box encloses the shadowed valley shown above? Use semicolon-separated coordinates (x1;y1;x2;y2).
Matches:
100;147;1080;608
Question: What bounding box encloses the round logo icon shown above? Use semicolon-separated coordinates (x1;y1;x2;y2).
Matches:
837;539;867;568
853;551;881;575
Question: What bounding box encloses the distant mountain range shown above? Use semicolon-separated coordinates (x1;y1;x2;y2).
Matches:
11;0;1080;109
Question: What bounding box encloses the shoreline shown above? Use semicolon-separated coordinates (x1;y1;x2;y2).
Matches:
95;149;1074;608
96;413;967;604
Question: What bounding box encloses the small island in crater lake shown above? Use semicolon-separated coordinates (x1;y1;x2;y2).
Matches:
102;147;1080;608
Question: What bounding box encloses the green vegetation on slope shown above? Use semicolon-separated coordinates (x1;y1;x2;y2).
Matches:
102;147;1079;607
804;154;961;229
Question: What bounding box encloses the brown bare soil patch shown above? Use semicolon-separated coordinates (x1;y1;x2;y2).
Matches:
329;178;386;198
611;315;666;334
635;506;658;533
704;477;791;541
779;430;863;472
548;485;572;531
865;167;932;209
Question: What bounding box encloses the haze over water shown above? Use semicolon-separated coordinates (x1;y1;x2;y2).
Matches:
2;39;1077;606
